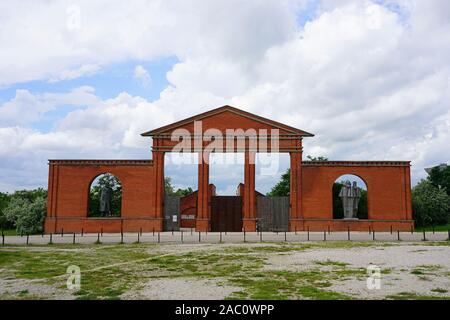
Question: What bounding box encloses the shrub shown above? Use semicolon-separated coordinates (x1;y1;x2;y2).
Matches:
4;196;46;234
412;180;450;226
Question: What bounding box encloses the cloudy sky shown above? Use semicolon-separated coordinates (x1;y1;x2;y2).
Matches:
0;0;449;194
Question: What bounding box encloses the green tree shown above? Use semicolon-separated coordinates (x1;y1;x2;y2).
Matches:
0;192;11;229
267;169;290;196
165;177;193;197
428;165;450;196
412;179;450;226
4;195;46;234
89;174;122;217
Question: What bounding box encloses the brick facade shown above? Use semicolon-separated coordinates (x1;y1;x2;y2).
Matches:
44;106;413;233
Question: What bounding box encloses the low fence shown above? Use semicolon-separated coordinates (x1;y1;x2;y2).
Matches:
1;228;449;245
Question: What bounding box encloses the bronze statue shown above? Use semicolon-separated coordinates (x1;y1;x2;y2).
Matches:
99;186;113;217
339;180;361;219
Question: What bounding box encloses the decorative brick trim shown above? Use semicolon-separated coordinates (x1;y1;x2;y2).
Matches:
302;161;411;167
48;159;154;166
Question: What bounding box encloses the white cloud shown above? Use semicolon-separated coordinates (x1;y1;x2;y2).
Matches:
1;0;450;192
133;65;151;87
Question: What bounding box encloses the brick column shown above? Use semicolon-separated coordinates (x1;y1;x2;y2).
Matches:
289;151;302;230
196;151;210;231
243;151;256;231
153;150;165;231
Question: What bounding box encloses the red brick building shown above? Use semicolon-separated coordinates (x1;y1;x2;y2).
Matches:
44;105;413;233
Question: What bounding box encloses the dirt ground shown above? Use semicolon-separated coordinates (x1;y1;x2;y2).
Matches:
1;241;449;300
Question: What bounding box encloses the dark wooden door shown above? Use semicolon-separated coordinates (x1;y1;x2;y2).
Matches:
164;195;181;231
211;196;243;232
257;196;289;231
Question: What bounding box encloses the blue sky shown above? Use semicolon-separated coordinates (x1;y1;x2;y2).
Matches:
0;0;449;193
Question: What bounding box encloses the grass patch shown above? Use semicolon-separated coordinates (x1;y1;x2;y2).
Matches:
386;292;450;300
314;259;349;267
415;224;450;232
431;288;448;294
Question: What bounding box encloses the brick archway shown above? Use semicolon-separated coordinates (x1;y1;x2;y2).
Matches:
45;105;413;234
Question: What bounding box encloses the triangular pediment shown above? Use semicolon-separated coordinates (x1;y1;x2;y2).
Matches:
141;105;314;137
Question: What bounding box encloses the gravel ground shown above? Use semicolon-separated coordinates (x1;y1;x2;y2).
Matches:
0;277;74;300
1;242;449;299
264;244;450;299
121;278;241;300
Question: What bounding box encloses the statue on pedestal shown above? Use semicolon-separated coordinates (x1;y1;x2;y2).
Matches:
339;180;362;219
99;186;113;217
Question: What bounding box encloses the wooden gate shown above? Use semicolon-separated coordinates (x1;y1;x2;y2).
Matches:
211;196;243;232
257;196;289;231
164;195;181;231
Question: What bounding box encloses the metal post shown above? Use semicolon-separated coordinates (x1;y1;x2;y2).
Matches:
73;233;76;244
348;226;350;241
158;232;160;243
172;227;174;236
153;227;155;236
61;228;64;237
121;232;124;244
373;230;376;241
397;230;400;241
422;229;427;241
260;231;263;242
97;233;100;243
49;233;53;244
432;224;435;235
243;228;246;243
140;227;142;236
284;231;287;242
181;231;184;243
411;225;414;234
191;228;193;235
307;227;310;241
323;230;326;241
81;228;84;237
137;232;140;243
1;229;4;245
219;232;222;243
390;225;393;235
26;234;29;245
198;231;201;243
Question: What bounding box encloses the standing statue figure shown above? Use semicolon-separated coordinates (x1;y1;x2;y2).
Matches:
339;180;361;219
351;181;361;217
99;186;113;217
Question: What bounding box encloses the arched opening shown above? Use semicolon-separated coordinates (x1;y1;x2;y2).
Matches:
333;174;368;220
88;173;122;217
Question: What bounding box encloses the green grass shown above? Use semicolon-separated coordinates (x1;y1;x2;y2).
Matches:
1;229;19;236
386;292;449;300
415;224;450;232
